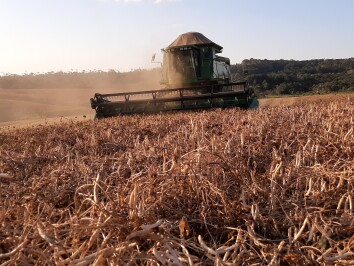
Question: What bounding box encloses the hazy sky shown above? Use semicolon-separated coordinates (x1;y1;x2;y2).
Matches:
1;0;353;74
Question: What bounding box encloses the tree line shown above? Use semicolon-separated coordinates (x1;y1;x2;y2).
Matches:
1;58;353;95
231;58;354;95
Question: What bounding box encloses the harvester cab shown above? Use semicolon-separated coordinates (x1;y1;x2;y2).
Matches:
161;32;231;88
90;32;258;118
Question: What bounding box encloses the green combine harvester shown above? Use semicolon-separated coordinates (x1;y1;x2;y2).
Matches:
90;32;258;118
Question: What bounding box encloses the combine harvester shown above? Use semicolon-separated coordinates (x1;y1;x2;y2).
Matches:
90;32;258;118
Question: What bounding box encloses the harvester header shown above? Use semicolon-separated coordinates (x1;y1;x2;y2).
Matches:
90;32;258;118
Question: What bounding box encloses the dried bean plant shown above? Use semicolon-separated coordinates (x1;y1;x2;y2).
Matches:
0;97;354;265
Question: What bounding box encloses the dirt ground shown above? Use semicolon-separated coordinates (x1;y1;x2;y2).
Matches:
0;89;353;129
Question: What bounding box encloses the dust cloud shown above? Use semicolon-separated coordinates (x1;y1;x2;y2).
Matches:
0;70;162;126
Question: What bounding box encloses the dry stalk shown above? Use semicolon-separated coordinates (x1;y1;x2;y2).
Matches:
1;99;353;264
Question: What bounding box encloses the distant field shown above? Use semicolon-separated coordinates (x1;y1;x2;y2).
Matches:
0;88;94;123
0;87;120;128
0;89;353;129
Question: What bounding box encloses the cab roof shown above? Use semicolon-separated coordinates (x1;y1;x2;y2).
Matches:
166;32;223;52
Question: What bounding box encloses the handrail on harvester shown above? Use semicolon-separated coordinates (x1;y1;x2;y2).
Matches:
93;81;247;99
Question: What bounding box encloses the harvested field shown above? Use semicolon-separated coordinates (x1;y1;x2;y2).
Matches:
260;93;354;108
0;97;354;264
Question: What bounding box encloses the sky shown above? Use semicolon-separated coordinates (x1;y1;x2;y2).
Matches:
0;0;353;74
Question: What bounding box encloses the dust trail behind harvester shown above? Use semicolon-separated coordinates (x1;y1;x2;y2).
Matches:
0;70;162;125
